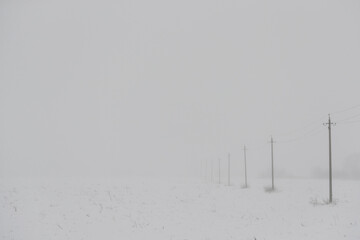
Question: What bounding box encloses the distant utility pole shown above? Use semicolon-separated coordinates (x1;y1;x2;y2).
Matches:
243;145;248;188
323;114;335;203
218;158;221;184
269;136;275;190
211;159;214;183
205;160;208;182
228;153;231;186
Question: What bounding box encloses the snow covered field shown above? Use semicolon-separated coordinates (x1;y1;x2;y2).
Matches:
1;177;359;240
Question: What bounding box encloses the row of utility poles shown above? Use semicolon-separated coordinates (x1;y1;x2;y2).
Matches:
204;114;335;203
270;114;335;202
205;137;274;190
205;148;248;188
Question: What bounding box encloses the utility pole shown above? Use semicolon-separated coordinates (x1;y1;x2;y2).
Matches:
218;158;221;184
270;136;275;190
211;159;214;183
228;153;231;186
205;160;208;182
243;145;248;188
323;114;335;203
202;160;204;181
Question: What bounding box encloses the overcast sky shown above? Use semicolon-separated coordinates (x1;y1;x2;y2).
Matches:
1;0;360;179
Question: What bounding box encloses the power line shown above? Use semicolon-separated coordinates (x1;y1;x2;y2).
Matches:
337;119;360;125
331;104;360;115
276;114;327;139
277;126;324;143
250;142;268;152
222;109;355;146
275;104;360;142
276;108;360;143
336;112;360;123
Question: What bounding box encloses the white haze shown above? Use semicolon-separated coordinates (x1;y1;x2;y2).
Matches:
1;0;360;179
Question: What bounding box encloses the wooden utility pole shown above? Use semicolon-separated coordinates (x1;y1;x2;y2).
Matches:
211;159;214;183
228;153;231;186
270;136;275;190
205;160;208;182
324;114;335;203
218;158;221;184
243;145;248;188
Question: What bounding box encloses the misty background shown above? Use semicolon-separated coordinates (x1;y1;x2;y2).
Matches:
1;0;360;179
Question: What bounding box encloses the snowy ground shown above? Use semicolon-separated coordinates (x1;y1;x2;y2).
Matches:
1;177;359;240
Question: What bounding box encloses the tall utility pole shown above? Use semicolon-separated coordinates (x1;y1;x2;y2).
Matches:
228;153;231;186
211;159;214;183
243;145;248;188
324;114;335;203
205;160;207;182
218;158;221;184
270;136;275;190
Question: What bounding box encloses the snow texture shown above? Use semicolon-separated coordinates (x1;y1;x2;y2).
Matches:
1;178;359;240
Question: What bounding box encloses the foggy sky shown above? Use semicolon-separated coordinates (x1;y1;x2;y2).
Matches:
1;0;360;179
